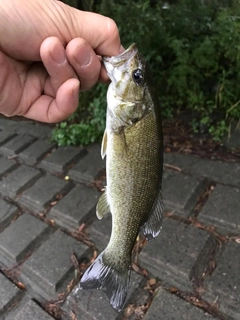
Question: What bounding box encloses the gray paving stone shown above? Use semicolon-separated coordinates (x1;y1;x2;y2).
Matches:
162;170;206;216
18;139;56;165
4;296;54;320
0;156;18;177
0;131;16;146
139;218;210;291
199;185;240;232
0;273;23;317
0;165;42;198
164;152;199;171
188;158;240;188
0;134;35;157
87;213;112;253
0;119;52;138
19;174;71;213
39;146;85;174
144;287;215;320
22;230;89;300
49;185;99;230
0;198;19;233
0;213;51;267
204;242;240;320
68;144;105;183
63;271;142;320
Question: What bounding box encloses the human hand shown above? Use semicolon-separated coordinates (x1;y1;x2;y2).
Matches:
0;0;122;122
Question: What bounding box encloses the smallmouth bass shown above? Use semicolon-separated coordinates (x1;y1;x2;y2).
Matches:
79;43;164;311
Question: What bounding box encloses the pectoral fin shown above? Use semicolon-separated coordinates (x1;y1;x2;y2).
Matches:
96;190;110;219
101;129;107;159
142;191;164;241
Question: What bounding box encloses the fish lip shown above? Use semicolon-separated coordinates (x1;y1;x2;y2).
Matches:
103;43;138;67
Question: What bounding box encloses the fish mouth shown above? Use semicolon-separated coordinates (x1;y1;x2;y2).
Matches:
103;43;138;68
103;43;138;79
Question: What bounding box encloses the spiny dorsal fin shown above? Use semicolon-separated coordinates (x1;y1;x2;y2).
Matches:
101;129;107;159
142;190;164;241
96;190;110;219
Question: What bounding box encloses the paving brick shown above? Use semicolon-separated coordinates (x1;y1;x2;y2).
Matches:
0;213;50;267
0;119;52;138
199;185;240;232
164;152;199;171
0;273;23;317
63;271;143;320
204;242;240;320
162;170;206;216
68;144;105;183
0;132;16;147
86;213;112;253
22;230;89;300
4;296;54;320
0;198;19;233
0;156;18;177
0;165;42;198
39;146;85;174
139;218;210;291
144;287;215;320
0;134;35;157
188;158;240;188
18;139;56;165
19;174;71;213
49;185;99;230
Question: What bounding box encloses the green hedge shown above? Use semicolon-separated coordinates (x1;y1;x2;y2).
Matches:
52;0;240;145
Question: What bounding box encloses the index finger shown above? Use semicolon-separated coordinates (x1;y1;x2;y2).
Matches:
67;9;123;57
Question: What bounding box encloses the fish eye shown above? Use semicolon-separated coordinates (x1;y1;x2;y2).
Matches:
132;69;145;86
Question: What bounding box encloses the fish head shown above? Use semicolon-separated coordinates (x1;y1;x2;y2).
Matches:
103;43;150;103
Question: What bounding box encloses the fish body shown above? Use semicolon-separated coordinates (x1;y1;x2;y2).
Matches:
79;44;164;311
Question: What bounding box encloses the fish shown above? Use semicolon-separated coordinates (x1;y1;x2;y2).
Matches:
79;43;164;311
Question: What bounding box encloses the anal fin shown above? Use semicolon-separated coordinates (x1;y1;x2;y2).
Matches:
142;190;164;241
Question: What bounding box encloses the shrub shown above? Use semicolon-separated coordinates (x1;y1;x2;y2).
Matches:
52;0;240;146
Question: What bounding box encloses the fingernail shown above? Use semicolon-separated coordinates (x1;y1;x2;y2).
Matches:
51;44;66;65
119;45;125;53
77;47;91;66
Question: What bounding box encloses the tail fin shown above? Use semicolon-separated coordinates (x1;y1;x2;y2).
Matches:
79;251;131;312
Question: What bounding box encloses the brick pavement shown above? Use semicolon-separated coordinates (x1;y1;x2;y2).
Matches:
0;119;239;320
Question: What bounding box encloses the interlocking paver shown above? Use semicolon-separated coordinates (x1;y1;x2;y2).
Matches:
0;212;51;267
19;174;71;213
4;296;54;320
0;156;18;177
63;271;143;320
0;165;42;198
162;170;206;215
0;198;19;233
68;144;105;183
0;131;16;146
18;139;56;165
0;118;238;320
188;158;240;188
0;273;24;317
22;230;89;300
0;134;35;157
49;185;99;230
144;287;216;320
139;218;210;291
199;184;240;232
39;146;85;174
204;242;240;320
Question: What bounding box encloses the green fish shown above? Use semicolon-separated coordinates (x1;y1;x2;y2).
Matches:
79;43;164;311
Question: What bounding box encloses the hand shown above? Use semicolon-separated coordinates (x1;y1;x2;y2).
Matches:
0;0;122;122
